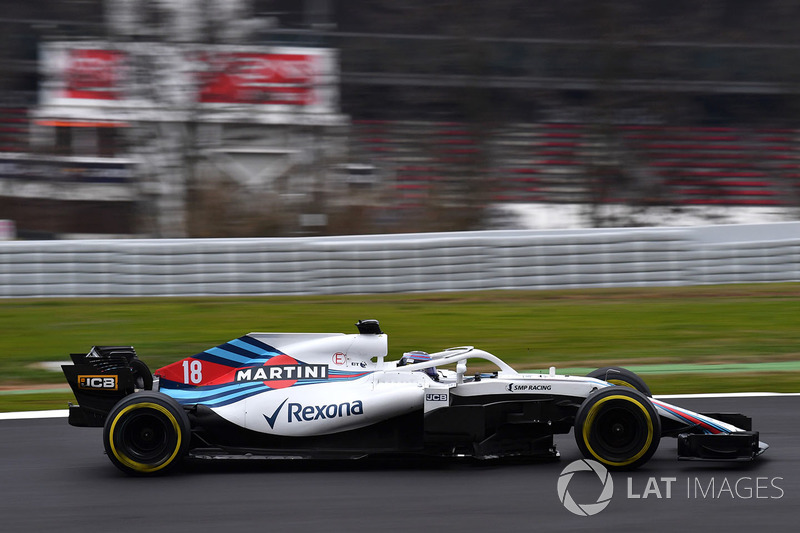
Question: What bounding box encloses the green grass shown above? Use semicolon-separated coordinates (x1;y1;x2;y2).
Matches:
0;391;74;413
1;283;799;411
634;372;800;395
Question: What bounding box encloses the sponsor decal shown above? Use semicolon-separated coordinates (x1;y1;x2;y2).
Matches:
235;354;328;389
263;399;288;429
263;399;364;429
196;52;316;106
64;49;124;101
425;393;448;402
556;460;785;517
507;383;552;392
77;375;118;391
332;352;346;366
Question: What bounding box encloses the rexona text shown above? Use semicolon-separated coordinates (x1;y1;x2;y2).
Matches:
288;400;364;422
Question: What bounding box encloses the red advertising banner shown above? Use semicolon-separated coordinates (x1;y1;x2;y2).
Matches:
40;43;338;115
63;49;125;101
195;52;317;105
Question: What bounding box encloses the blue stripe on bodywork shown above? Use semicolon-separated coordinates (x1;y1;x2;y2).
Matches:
205;346;259;365
213;342;267;360
189;349;264;368
163;380;251;397
187;336;285;368
653;399;726;434
230;337;284;357
164;382;267;406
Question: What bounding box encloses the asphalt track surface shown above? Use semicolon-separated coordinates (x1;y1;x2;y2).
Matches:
1;395;798;532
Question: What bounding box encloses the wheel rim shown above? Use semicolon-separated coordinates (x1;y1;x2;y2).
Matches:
582;395;654;467
118;411;171;462
594;405;645;458
109;403;183;473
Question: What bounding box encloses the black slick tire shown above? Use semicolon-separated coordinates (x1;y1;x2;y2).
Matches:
587;366;652;397
103;391;190;476
574;386;661;470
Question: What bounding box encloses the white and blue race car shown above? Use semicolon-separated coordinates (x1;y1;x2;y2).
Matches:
62;320;767;475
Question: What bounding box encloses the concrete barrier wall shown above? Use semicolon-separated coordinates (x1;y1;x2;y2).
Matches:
1;223;798;298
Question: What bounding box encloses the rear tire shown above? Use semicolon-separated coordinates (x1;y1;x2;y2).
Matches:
574;387;661;470
587;367;651;397
103;391;189;476
129;358;153;390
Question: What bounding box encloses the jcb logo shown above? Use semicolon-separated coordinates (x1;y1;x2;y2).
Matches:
78;375;118;391
425;393;448;402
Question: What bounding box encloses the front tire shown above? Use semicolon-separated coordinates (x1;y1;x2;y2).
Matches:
103;391;190;476
574;387;661;470
587;367;651;397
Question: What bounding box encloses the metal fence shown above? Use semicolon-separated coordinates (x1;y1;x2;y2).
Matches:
1;223;798;298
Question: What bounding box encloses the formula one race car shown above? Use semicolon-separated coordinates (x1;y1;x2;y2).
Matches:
62;320;768;475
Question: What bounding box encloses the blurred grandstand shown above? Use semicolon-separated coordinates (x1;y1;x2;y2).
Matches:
2;0;800;238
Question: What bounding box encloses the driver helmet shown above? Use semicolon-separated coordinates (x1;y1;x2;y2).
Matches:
399;351;438;380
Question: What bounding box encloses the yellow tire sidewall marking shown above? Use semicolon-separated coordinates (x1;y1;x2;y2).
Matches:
109;402;182;473
582;394;654;467
607;379;634;389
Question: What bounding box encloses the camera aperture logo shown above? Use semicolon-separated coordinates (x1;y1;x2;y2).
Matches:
557;459;614;516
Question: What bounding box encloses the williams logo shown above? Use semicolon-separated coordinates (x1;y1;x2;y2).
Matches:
235;354;328;389
263;399;365;429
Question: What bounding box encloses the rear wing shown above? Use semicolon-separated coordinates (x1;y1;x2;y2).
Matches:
62;346;152;427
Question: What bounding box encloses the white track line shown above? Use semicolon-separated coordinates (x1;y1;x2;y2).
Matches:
1;392;799;421
0;409;69;420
